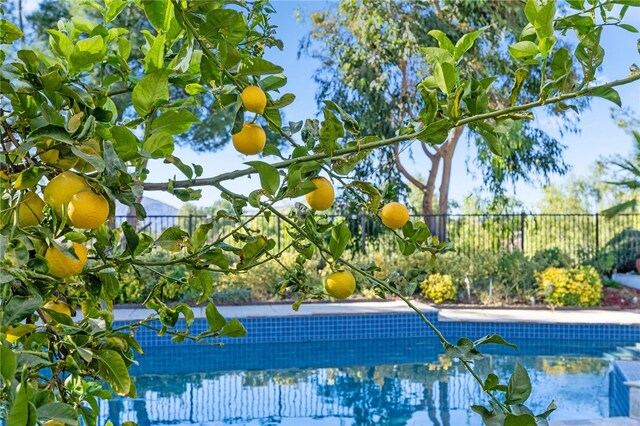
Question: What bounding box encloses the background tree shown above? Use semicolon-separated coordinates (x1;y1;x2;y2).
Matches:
1;1;639;425
301;0;581;237
602;107;640;216
538;165;633;214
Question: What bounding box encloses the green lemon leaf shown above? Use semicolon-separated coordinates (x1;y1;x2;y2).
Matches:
132;70;169;117
220;319;247;337
454;27;486;62
329;222;351;259
587;86;622;107
0;345;17;382
206;302;226;332
0;19;24;44
142;131;174;159
245;161;280;196
506;363;532;405
94;349;131;396
151;110;200;135
140;0;172;30
36;403;79;425
508;41;539;59
236;57;284;77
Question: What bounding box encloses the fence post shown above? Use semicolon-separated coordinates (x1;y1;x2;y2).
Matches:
276;216;281;251
520;212;526;253
188;214;193;235
595;212;599;255
360;213;367;255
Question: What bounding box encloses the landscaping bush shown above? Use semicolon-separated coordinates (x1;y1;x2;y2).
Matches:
117;250;190;304
214;252;330;302
536;266;602;307
114;247;606;306
531;248;573;270
420;274;457;304
597;228;640;274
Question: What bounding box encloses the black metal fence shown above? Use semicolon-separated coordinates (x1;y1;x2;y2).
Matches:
113;213;640;264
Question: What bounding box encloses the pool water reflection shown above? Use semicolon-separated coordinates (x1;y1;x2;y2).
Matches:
100;338;626;425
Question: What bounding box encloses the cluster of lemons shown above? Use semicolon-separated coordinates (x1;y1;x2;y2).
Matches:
6;169;108;343
14;170;109;279
234;85;414;301
304;177;411;300
11;86;414;306
232;85;268;155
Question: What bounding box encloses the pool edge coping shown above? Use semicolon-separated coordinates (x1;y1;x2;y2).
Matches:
106;301;640;325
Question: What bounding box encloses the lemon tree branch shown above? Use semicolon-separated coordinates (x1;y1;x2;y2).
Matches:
143;72;640;193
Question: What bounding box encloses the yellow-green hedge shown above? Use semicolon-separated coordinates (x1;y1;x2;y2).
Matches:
420;273;457;304
536;266;602;307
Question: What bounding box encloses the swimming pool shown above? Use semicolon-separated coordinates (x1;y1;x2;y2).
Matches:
100;336;636;425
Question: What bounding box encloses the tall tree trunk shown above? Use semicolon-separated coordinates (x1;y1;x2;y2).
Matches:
434;126;464;241
422;153;441;234
438;126;464;215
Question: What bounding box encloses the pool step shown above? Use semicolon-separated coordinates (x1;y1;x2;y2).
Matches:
603;343;640;361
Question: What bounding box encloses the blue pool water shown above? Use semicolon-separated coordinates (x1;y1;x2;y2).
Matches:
100;337;636;425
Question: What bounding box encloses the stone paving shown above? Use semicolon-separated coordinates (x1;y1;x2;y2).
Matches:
438;307;640;325
110;300;640;324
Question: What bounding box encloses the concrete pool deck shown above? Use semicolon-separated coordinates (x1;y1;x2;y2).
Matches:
109;300;640;325
553;418;640;425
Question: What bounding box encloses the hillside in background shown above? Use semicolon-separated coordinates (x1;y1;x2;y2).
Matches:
115;198;179;217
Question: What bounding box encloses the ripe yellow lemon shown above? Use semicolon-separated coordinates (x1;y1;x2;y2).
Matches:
17;192;45;226
325;271;356;299
43;300;72;317
241;85;267;114
380;202;410;229
232;122;266;155
43;171;89;217
39;149;59;164
305;177;335;211
39;149;79;170
45;242;88;278
68;189;109;229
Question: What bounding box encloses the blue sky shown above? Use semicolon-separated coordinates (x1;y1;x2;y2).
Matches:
22;0;640;212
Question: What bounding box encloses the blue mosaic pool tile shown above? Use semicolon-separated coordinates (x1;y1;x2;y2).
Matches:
609;360;640;417
115;310;640;348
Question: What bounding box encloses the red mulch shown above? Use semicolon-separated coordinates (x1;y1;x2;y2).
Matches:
602;286;640;309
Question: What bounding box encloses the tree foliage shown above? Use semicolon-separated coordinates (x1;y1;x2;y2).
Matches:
301;0;588;218
0;1;639;425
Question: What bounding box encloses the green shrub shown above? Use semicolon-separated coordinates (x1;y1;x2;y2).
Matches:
211;288;252;305
420;273;457;304
117;250;189;304
494;251;537;301
579;249;617;276
536;266;602;307
213;252;324;301
531;248;573;270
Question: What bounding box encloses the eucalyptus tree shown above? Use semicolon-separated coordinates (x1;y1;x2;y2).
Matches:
301;0;592;237
1;1;639;426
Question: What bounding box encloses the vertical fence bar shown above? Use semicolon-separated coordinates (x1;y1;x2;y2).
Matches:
595;212;600;256
111;213;639;262
520;212;525;252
